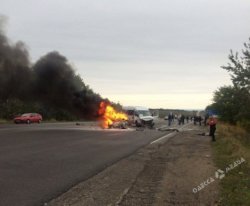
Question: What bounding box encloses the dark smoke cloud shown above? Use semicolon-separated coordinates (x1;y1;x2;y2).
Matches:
0;15;103;119
32;51;103;118
0;15;31;101
33;51;84;108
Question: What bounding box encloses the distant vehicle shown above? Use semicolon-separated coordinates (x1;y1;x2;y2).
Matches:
123;106;154;128
14;113;43;124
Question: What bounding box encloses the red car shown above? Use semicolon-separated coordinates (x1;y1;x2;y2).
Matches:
14;113;43;124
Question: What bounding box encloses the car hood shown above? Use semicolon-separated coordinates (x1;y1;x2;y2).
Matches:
14;116;23;119
14;116;29;120
139;116;154;121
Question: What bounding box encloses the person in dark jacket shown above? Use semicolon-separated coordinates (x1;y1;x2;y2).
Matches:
168;113;173;126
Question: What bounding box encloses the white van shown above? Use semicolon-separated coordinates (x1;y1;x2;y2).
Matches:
123;106;154;128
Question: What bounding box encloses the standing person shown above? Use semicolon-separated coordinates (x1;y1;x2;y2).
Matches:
193;116;197;125
178;114;181;125
198;116;202;126
204;113;209;126
171;113;175;123
168;113;172;126
181;115;185;125
208;116;217;142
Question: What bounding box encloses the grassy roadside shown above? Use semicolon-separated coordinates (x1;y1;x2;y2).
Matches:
212;123;250;206
0;119;12;124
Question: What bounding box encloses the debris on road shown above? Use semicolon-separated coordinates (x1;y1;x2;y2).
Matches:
110;120;128;129
157;127;179;132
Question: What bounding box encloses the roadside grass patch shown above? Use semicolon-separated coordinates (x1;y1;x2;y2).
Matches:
0;119;11;124
212;123;250;206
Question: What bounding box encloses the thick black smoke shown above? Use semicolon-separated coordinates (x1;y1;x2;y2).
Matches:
0;16;103;120
33;51;81;107
32;51;103;118
0;16;32;101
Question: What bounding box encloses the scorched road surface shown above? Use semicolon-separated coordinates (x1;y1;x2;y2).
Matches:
0;123;166;206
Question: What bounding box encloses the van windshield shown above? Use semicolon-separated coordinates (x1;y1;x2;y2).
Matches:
137;110;151;117
125;110;135;115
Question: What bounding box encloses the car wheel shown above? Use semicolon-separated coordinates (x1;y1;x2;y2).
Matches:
38;120;41;124
149;123;154;129
26;120;31;124
135;121;140;127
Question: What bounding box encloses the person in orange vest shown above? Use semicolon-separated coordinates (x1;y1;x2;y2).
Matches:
207;116;217;142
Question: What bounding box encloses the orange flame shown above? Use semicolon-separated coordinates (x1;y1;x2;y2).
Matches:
98;101;128;129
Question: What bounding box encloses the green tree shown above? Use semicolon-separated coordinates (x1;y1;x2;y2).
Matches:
211;86;247;123
222;38;250;92
209;38;250;128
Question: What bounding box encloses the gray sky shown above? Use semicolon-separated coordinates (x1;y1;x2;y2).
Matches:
1;0;250;109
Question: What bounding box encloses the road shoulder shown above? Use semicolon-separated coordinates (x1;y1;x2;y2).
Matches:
47;125;219;206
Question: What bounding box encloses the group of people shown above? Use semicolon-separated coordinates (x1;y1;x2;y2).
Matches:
166;113;188;126
166;113;217;142
193;116;202;126
167;113;192;126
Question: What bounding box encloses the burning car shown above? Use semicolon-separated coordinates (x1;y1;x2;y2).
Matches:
98;101;128;129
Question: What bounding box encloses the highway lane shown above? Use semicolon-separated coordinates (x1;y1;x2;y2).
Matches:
0;123;166;206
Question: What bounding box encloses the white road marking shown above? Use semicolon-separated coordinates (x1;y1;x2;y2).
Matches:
150;131;177;144
151;123;192;144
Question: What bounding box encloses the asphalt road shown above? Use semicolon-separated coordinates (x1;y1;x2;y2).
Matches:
0;123;166;206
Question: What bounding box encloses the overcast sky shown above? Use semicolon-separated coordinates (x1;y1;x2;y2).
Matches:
1;0;250;109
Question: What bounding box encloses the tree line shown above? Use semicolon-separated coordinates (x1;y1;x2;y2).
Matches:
206;38;250;130
0;17;110;121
